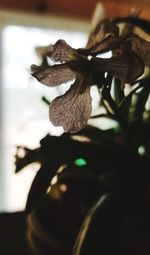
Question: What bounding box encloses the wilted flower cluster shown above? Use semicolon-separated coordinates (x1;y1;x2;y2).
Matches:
31;18;150;133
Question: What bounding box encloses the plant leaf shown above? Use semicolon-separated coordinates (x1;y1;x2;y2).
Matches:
113;78;125;105
132;78;150;121
118;83;146;122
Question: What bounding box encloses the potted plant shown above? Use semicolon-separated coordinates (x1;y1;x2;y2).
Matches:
15;4;150;255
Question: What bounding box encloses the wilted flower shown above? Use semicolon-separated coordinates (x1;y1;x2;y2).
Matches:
125;33;150;67
31;20;145;133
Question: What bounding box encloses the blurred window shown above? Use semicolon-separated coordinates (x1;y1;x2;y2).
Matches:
0;11;88;211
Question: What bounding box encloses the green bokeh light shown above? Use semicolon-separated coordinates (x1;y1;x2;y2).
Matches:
74;158;87;167
138;145;146;156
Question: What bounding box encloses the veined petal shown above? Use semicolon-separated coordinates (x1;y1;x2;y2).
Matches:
91;52;144;84
49;75;92;133
77;36;121;57
47;39;78;63
126;33;150;66
87;19;119;48
31;63;76;86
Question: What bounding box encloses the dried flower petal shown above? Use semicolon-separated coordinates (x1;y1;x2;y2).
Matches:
31;19;146;134
87;19;119;48
31;63;76;86
113;17;150;35
91;52;144;84
47;39;78;63
49;75;92;133
126;33;150;66
77;36;121;57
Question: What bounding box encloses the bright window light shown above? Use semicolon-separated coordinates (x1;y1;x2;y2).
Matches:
0;16;88;212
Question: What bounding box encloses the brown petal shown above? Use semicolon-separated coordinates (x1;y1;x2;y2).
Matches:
47;39;78;63
49;75;92;133
87;19;119;48
31;63;76;86
126;33;150;66
77;36;121;57
91;51;144;84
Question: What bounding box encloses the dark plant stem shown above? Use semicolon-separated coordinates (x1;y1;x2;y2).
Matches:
41;96;50;105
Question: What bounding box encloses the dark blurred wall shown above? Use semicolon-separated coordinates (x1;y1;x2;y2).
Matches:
0;0;149;19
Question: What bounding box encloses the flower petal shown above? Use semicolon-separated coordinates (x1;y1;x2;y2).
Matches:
113;17;150;35
77;36;121;57
87;19;119;48
126;33;150;66
91;51;144;84
49;75;92;133
47;39;78;63
31;63;76;86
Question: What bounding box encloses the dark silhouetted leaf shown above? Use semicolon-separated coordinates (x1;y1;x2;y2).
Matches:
133;78;150;121
118;83;146;122
113;78;125;105
73;193;121;255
